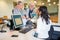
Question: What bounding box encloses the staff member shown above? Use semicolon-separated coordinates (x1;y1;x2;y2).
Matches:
34;6;52;40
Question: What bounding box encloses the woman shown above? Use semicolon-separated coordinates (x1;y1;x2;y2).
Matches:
34;6;52;40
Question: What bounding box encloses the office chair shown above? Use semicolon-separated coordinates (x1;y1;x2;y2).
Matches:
51;25;60;40
47;24;60;40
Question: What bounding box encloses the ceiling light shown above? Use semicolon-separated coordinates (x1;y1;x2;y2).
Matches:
53;2;56;5
48;3;51;6
34;1;37;4
48;0;50;2
42;3;45;5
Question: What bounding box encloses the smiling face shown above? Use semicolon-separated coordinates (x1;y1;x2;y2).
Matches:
29;3;35;10
36;8;41;16
18;3;24;9
15;1;24;10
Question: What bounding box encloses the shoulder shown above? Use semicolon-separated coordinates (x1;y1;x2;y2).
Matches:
13;8;18;11
37;17;42;22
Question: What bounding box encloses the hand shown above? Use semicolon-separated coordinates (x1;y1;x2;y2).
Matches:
28;18;31;20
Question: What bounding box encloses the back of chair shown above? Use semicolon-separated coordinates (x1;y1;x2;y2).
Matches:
0;18;3;24
12;15;23;28
3;16;8;19
51;25;60;39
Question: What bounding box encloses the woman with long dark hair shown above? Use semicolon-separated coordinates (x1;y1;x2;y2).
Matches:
34;6;52;40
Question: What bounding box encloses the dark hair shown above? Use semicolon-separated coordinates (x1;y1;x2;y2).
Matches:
38;6;50;24
17;1;22;5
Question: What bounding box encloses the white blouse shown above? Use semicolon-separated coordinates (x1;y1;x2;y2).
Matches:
36;16;52;38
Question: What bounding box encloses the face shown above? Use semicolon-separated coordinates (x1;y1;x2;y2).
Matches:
16;3;24;9
29;3;35;10
36;8;41;15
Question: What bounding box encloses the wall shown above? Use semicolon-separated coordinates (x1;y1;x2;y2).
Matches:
58;0;60;24
47;5;58;13
0;0;13;19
